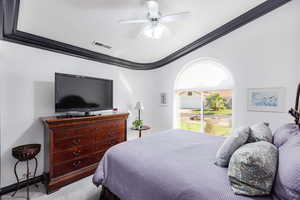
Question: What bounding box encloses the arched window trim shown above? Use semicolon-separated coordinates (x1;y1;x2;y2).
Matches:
173;58;235;134
174;57;235;91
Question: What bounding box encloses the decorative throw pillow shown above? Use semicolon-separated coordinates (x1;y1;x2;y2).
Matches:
228;141;278;196
247;122;272;143
215;126;250;167
273;123;299;148
272;123;300;200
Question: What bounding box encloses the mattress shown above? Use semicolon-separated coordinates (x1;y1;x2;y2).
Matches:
93;129;272;200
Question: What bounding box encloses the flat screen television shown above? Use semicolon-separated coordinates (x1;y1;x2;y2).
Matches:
55;73;113;114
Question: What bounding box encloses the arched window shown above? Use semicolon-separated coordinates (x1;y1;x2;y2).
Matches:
174;59;234;136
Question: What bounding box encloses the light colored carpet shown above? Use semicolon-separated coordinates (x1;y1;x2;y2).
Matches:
2;176;101;200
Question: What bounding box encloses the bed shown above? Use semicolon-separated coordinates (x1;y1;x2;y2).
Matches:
93;129;272;200
93;83;300;200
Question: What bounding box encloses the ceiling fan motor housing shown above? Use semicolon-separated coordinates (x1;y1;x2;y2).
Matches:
147;0;161;19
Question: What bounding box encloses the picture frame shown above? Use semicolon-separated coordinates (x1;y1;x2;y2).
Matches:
160;93;168;106
247;87;286;112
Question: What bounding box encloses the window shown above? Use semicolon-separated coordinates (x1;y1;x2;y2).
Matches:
174;59;234;136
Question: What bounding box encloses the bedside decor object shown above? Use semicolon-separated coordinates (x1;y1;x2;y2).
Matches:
134;101;144;121
132;102;150;138
132;119;143;129
247;87;286;112
131;125;151;138
11;144;41;200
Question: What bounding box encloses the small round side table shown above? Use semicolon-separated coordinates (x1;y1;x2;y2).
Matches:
11;144;41;200
131;125;151;138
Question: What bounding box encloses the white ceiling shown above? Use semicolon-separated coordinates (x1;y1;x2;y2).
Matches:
17;0;266;63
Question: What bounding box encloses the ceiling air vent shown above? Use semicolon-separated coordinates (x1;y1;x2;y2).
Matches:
92;41;112;50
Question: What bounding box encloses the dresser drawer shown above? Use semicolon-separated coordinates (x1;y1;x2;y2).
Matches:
95;128;124;141
95;137;124;152
52;128;75;139
53;145;94;164
100;120;125;130
52;125;95;139
54;135;94;152
94;123;123;132
53;155;95;178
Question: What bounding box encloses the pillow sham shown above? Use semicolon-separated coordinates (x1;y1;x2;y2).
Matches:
247;122;272;143
228;141;278;196
215;126;250;167
272;123;300;200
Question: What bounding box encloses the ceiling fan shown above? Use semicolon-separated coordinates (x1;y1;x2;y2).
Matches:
119;0;190;39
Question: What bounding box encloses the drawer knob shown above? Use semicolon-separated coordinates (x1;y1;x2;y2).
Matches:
72;150;81;156
73;161;81;167
72;139;81;145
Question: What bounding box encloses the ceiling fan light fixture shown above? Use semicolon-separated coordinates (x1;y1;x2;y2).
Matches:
119;0;189;39
143;24;166;39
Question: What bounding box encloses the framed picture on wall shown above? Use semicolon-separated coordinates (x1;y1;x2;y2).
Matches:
160;92;168;106
247;87;286;112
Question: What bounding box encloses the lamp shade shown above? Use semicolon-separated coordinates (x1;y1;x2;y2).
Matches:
134;102;144;110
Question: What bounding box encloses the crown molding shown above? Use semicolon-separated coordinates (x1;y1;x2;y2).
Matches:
1;0;291;70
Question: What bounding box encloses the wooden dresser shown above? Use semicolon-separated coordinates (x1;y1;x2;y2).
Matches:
41;113;129;193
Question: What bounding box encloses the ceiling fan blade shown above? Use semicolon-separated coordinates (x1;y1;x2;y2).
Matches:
119;19;149;24
147;0;160;18
160;11;190;23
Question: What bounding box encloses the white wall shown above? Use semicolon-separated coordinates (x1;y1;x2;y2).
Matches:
149;1;300;132
0;41;154;187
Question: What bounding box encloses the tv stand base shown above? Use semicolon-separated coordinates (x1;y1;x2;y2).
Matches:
56;112;99;119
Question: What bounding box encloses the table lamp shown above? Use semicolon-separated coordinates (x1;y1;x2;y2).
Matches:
134;101;144;121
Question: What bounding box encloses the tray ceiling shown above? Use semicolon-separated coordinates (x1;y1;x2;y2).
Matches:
16;0;266;63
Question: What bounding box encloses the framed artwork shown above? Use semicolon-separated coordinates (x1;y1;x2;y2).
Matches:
247;87;286;112
160;93;168;106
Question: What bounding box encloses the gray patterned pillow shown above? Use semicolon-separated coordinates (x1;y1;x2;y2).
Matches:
248;122;272;143
228;141;278;196
215;126;250;167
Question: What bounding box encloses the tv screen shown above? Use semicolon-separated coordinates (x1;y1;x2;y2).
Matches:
55;73;113;113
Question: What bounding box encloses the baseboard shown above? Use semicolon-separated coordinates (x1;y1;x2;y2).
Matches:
0;175;44;196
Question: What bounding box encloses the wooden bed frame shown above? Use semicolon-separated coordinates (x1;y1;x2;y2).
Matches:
99;83;300;200
289;83;300;128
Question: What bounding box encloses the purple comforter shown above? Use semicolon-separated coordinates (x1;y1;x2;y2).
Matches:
93;129;272;200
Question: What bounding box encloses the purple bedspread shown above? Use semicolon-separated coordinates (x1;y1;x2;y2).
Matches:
93;129;272;200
